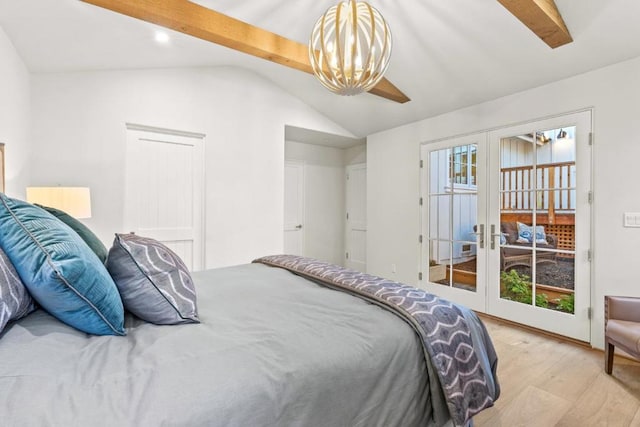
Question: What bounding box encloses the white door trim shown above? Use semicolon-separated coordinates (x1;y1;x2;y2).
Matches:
126;123;206;139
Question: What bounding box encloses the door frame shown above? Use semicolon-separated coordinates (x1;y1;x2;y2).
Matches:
419;109;593;342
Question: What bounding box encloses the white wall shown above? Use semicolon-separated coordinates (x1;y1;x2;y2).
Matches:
345;144;367;165
0;26;30;197
367;55;640;349
285;141;346;265
30;67;353;268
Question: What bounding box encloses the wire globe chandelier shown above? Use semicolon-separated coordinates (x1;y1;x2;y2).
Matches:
309;0;392;96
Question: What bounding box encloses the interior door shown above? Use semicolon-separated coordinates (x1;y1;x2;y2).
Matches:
420;133;487;312
346;163;367;271
124;126;205;271
487;111;592;341
284;160;304;256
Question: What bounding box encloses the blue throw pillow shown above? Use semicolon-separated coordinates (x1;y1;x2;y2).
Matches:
516;222;532;243
516;222;548;245
0;194;125;336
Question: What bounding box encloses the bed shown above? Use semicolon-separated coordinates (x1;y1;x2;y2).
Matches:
0;195;499;427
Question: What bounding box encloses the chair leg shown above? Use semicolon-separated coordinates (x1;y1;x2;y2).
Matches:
605;342;615;375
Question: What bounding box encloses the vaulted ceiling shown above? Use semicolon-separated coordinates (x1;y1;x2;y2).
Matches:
1;0;639;137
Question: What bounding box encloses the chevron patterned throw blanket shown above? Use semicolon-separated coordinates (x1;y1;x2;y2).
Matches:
254;255;499;426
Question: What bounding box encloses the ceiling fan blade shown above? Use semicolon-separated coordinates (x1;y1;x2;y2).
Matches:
497;0;572;48
80;0;410;103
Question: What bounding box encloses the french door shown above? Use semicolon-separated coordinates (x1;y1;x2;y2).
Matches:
420;111;592;341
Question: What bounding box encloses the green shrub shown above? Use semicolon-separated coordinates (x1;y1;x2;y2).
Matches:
500;269;548;308
556;293;575;314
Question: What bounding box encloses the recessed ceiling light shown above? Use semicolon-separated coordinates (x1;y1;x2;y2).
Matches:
155;31;170;44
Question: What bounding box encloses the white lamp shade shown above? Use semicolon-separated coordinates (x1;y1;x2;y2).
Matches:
26;187;92;219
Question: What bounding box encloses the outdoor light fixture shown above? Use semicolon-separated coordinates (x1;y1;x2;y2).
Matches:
557;129;568;139
309;0;392;96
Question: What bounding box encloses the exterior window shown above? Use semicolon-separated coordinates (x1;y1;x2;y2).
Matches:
451;144;477;187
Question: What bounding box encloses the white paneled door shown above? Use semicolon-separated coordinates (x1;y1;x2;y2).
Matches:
284;160;304;256
124;125;205;271
346;163;366;271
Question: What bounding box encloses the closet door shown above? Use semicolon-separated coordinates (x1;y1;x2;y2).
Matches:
124;125;205;271
345;163;367;271
284;160;305;256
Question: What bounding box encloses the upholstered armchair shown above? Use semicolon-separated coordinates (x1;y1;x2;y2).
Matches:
605;295;640;374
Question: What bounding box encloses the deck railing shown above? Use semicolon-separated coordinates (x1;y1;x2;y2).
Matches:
501;161;576;252
501;161;575;223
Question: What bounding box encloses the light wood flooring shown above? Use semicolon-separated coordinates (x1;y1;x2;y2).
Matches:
474;316;640;427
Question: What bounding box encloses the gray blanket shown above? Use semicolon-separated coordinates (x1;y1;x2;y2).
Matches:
0;263;447;426
254;255;500;426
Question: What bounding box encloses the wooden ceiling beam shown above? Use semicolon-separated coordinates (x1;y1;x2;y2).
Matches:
497;0;573;48
80;0;410;103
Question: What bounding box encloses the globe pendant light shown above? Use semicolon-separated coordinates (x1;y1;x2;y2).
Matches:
309;0;392;96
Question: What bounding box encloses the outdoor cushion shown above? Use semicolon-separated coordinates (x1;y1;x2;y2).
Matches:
516;222;548;244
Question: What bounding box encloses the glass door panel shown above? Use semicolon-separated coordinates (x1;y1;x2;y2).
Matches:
421;133;487;312
498;128;578;313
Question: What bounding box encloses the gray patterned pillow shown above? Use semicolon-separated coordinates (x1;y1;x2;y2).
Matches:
0;247;36;334
106;234;199;325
